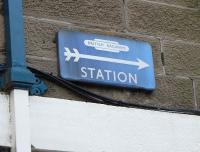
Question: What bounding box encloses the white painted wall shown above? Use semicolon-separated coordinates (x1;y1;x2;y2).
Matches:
0;93;200;152
0;93;10;147
30;96;200;152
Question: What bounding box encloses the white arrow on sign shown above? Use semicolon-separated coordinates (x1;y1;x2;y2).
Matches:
64;47;149;70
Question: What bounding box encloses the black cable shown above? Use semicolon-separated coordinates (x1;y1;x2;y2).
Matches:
28;66;200;116
0;66;199;115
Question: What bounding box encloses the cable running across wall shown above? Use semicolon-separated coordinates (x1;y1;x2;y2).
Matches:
28;67;200;116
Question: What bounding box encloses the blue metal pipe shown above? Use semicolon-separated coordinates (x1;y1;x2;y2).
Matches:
5;0;26;67
0;0;47;95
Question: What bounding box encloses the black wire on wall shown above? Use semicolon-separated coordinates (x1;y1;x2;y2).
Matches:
28;67;200;116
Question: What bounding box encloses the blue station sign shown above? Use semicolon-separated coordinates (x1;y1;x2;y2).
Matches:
57;31;156;90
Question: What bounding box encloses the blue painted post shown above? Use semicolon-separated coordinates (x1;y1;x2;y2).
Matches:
1;0;47;95
5;0;26;67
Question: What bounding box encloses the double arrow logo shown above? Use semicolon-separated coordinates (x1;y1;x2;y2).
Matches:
64;47;149;70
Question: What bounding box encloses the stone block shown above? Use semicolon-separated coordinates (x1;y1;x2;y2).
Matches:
127;0;200;42
98;76;194;110
163;40;200;76
42;76;194;110
148;0;198;8
24;0;124;29
196;80;200;110
26;56;58;76
0;49;6;64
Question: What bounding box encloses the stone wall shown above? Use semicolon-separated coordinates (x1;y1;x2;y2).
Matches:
0;0;200;111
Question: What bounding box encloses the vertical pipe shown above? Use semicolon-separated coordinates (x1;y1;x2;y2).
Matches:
4;0;26;67
2;0;47;94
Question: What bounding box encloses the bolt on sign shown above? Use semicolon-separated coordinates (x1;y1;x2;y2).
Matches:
57;31;156;90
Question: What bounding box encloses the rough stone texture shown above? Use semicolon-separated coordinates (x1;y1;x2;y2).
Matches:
26;56;58;75
196;80;200;110
24;18;163;75
149;0;199;8
23;0;124;30
42;79;84;101
127;0;200;43
92;76;194;110
0;49;6;64
140;76;194;110
40;76;195;111
164;40;200;77
0;2;3;14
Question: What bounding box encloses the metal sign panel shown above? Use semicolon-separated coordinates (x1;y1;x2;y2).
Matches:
57;31;155;90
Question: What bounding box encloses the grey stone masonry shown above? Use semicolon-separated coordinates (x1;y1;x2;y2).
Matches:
0;0;199;111
196;80;200;109
24;0;124;30
148;0;199;8
126;0;200;43
42;76;194;111
163;40;200;77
